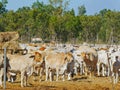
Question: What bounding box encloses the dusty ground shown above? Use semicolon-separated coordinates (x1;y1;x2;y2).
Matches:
0;75;120;90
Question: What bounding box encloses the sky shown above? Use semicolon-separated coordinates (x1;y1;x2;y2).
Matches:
5;0;120;15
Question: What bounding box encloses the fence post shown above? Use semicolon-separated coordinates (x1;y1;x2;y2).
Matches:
4;48;6;89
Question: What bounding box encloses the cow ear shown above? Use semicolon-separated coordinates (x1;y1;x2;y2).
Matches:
64;57;67;61
29;55;35;58
35;52;38;54
64;56;71;63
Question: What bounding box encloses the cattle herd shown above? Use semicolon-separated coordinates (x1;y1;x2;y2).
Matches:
0;42;120;88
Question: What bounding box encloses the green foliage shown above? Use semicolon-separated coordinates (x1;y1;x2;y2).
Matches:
0;0;120;44
78;5;86;16
0;0;8;14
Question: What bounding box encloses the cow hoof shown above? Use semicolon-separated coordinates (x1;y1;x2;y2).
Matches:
62;80;65;81
8;80;11;82
21;85;24;88
27;83;32;87
0;85;3;87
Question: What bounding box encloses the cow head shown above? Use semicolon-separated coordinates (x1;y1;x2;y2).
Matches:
81;52;95;61
64;52;74;63
81;52;86;59
2;55;11;70
34;52;43;62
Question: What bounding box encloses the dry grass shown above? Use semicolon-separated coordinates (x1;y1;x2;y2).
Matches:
1;75;120;90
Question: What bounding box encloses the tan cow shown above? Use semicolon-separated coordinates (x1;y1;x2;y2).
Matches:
4;54;36;87
44;52;74;81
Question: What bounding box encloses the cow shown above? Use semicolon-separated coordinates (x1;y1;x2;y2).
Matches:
97;50;110;76
44;52;75;81
109;51;120;73
72;50;85;75
79;46;98;77
7;51;46;83
33;51;46;82
112;56;120;84
108;50;120;84
2;54;36;87
0;53;12;87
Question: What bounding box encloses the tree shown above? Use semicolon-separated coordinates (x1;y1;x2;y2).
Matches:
80;15;101;43
0;0;8;14
78;5;86;16
49;0;70;15
99;9;110;17
0;0;120;44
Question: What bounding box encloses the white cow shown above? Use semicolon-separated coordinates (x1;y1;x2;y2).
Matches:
109;51;120;72
72;50;85;75
109;51;120;84
97;50;110;76
5;54;36;87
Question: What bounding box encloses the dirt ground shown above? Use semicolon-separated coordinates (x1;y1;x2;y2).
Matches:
0;75;120;90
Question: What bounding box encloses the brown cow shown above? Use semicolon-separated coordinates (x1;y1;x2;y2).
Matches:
79;46;98;77
33;51;46;81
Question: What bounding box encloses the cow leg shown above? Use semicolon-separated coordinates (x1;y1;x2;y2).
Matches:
36;68;40;75
67;72;71;80
79;63;83;75
84;66;88;76
49;69;53;81
88;71;92;78
104;66;107;76
113;72;118;84
102;64;105;76
107;66;110;77
97;63;100;76
39;68;43;82
7;72;11;82
112;72;118;84
112;73;115;84
82;62;86;75
56;69;59;81
21;71;25;87
11;76;14;82
93;65;97;76
115;72;119;84
0;68;3;87
74;66;78;75
7;72;16;82
0;74;2;87
62;74;65;81
45;67;49;81
24;72;28;87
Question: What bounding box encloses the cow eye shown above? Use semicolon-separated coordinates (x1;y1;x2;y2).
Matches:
77;54;81;56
